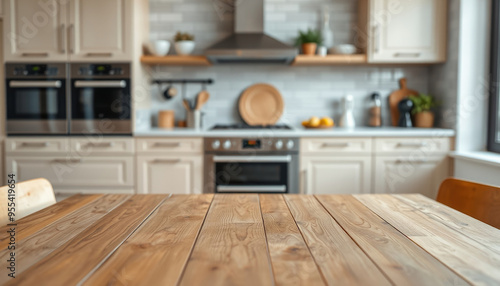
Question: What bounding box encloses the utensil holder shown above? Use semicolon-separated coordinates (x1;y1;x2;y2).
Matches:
158;110;175;129
187;110;201;130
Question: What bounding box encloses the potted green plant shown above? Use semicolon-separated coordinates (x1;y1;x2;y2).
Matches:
408;94;437;128
295;29;323;56
174;32;195;55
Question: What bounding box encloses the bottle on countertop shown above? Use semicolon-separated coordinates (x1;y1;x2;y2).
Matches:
368;92;382;127
339;94;356;128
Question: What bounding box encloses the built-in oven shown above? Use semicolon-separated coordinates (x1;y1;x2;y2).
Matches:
204;137;299;193
6;63;68;135
70;63;131;135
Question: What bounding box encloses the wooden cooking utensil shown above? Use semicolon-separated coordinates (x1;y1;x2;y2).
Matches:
195;90;210;110
239;83;284;126
182;99;191;111
389;78;419;126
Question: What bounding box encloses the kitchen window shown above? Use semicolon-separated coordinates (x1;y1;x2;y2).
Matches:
489;0;500;153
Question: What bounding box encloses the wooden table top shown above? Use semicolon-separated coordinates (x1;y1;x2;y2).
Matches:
1;194;499;286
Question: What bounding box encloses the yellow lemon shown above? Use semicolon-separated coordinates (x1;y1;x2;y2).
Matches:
320;117;334;127
302;120;310;127
308;116;320;127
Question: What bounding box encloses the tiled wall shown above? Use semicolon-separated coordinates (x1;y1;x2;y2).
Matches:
143;0;434;129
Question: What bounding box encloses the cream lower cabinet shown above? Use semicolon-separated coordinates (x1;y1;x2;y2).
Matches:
373;155;449;198
137;156;202;194
5;137;135;194
301;156;372;194
136;138;203;194
300;138;372;194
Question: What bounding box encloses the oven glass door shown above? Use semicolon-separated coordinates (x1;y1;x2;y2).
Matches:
214;156;289;193
71;79;131;120
6;79;66;120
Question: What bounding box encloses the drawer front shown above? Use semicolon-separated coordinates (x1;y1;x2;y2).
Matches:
375;137;451;154
71;138;134;155
7;156;134;187
301;138;372;154
6;138;69;153
136;138;203;154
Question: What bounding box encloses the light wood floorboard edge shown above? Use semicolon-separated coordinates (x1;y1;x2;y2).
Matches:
77;194;172;285
353;195;474;285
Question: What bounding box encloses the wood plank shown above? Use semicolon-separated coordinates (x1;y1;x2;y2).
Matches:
292;54;367;66
140;55;212;66
8;195;167;286
395;194;500;254
179;194;274;286
355;194;500;285
0;194;130;283
0;194;102;249
84;194;213;285
259;195;325;286
283;195;391;285
316;195;469;286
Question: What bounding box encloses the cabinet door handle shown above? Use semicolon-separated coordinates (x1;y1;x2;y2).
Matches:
373;24;380;53
21;53;49;57
53;159;82;164
60;24;66;53
394;52;421;58
322;142;351;148
20;142;48;147
86;142;114;148
153;159;181;164
395;158;428;164
68;24;75;54
153;142;180;148
396;142;428;148
86;52;113;57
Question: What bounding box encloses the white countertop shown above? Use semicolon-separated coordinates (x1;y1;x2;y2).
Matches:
134;126;455;138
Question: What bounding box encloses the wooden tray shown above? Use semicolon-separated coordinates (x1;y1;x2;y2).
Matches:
239;84;284;126
304;125;334;129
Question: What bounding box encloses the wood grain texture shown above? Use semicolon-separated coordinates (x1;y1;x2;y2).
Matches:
0;194;102;249
8;195;167;286
283;195;391;286
0;194;129;284
437;178;500;229
140;55;211;66
179;194;274;286
84;194;213;285
396;194;500;254
259;195;325;286
292;54;367;66
355;194;500;285
316;195;468;286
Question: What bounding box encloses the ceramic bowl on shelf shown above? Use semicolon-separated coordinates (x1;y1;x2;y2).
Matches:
174;41;196;55
329;44;357;55
147;40;170;56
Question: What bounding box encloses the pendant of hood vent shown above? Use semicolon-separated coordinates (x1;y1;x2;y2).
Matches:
239;84;284;126
205;0;297;64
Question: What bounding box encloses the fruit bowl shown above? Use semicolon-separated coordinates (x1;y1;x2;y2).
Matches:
304;125;334;129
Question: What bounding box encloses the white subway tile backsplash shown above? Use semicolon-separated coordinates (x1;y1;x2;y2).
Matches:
145;0;435;128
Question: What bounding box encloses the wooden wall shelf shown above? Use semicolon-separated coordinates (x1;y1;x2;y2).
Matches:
140;55;212;66
292;54;367;66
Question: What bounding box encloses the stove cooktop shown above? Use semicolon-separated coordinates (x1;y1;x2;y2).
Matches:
210;124;293;130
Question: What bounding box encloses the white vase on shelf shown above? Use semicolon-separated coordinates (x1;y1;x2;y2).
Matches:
321;8;334;50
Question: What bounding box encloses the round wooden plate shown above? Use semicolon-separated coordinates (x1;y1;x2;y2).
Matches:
239;83;284;126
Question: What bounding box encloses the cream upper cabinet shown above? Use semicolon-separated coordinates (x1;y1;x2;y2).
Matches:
301;156;372;195
68;0;132;62
362;0;447;63
137;155;203;195
3;0;68;62
3;0;133;62
373;155;449;198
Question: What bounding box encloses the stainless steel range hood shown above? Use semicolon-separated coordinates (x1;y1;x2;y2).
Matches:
205;0;298;64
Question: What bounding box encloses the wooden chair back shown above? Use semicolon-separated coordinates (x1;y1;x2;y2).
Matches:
0;178;56;225
437;178;500;229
